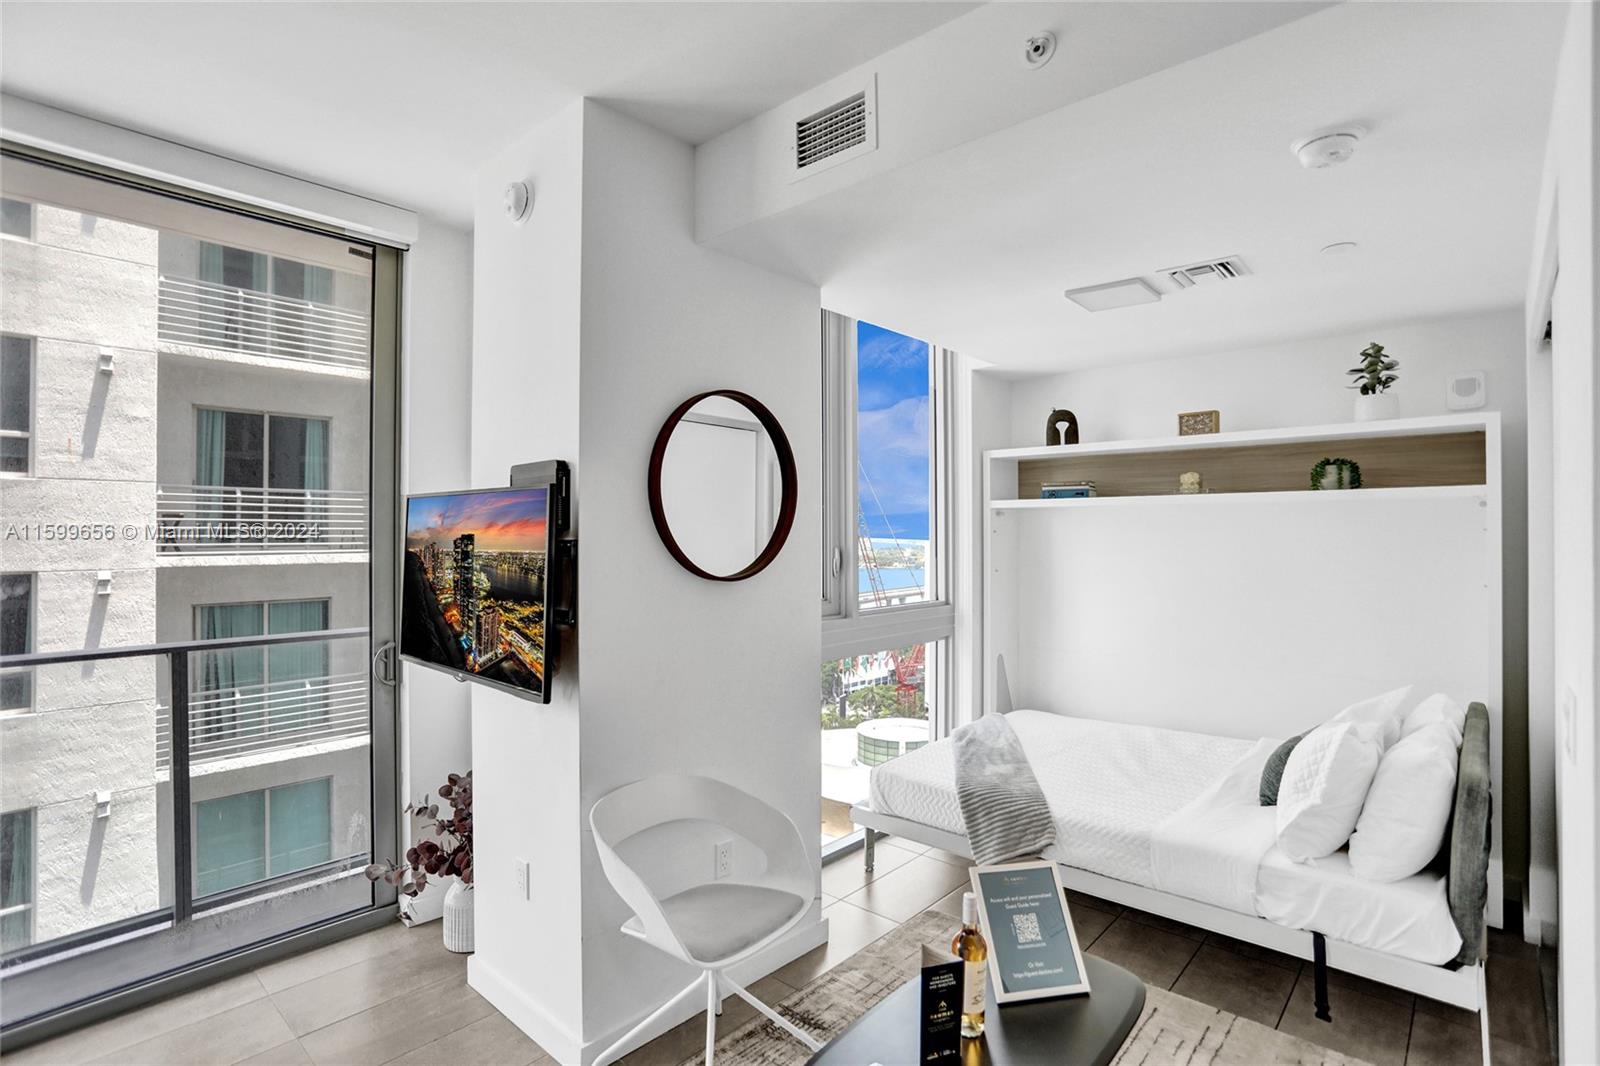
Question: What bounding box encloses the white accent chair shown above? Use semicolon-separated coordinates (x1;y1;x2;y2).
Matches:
589;775;823;1066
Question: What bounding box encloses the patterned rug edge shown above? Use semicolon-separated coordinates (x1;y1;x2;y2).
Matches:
673;910;1374;1066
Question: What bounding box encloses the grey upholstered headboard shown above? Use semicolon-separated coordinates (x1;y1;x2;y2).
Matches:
1446;703;1492;967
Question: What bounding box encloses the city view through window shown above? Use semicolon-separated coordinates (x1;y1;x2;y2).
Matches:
821;322;937;846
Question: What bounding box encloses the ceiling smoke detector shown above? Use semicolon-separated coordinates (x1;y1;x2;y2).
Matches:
1291;126;1365;169
1021;32;1057;69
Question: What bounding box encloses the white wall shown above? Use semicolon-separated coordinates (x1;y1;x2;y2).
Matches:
573;99;823;1051
1531;5;1599;1062
463;99;824;1064
1004;310;1534;908
466;100;588;1059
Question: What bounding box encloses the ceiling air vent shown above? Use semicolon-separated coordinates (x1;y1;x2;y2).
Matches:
790;77;877;181
1162;257;1250;289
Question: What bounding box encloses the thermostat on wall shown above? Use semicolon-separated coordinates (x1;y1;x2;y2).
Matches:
1447;371;1487;410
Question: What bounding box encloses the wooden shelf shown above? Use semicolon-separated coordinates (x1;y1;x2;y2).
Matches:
990;484;1488;511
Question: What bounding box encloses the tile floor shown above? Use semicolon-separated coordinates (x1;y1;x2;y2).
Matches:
1;837;1554;1066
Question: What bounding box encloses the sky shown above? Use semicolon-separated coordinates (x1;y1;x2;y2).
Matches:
406;487;549;553
857;321;931;542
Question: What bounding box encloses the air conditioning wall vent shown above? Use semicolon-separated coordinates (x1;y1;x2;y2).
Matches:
789;77;877;181
1163;257;1250;289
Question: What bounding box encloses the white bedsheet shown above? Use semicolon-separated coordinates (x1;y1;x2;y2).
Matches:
865;711;1464;967
868;710;1254;886
1256;848;1463;965
1151;737;1280;914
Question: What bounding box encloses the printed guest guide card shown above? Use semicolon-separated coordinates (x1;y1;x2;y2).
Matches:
969;860;1092;1004
918;945;962;1061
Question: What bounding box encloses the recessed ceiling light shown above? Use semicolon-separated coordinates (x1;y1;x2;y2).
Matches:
1063;278;1161;312
1321;241;1359;255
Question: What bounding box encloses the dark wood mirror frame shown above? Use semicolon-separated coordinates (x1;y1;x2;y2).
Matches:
647;389;798;582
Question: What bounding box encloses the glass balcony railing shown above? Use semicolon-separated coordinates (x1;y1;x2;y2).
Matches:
157;275;370;370
0;629;374;987
154;485;368;555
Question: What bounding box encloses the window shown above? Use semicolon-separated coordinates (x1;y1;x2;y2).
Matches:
0;808;34;952
1;573;33;711
819;311;955;852
193;599;331;750
0;198;32;239
1;335;32;475
194;409;329;490
193;778;332;897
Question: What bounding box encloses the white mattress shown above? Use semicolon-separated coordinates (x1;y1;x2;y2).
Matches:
867;709;1255;886
1256;847;1463;966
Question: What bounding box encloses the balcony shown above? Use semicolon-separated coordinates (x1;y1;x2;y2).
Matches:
157;671;369;768
155;485;367;556
157;275;370;371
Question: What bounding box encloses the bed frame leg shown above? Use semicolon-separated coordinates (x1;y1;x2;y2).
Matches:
863;829;877;874
1312;933;1332;1023
1478;962;1492;1065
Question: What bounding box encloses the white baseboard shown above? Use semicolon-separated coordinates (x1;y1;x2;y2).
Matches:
576;913;830;1066
468;954;586;1065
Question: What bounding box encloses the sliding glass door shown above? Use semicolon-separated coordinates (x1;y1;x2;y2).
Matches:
0;148;399;1035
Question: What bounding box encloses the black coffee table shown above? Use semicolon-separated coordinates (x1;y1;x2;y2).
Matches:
807;954;1145;1066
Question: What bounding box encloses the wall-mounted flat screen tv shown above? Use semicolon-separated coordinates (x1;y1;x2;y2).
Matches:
402;483;559;702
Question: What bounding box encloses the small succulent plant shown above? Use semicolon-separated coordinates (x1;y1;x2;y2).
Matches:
1348;342;1399;395
365;771;472;896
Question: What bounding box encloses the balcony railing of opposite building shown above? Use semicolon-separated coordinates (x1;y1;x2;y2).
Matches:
157;275;370;370
155;486;367;555
156;669;370;768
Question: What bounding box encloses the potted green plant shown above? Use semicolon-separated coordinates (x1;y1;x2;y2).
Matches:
366;771;474;952
1348;342;1399;421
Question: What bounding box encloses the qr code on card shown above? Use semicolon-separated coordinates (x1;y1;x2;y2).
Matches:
1011;912;1043;944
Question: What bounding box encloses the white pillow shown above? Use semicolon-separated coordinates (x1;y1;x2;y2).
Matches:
1275;721;1384;862
1348;722;1460;881
1400;693;1467;747
1326;686;1414;752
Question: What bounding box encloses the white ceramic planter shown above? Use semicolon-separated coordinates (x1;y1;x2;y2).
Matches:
443;880;475;953
1353;392;1399;422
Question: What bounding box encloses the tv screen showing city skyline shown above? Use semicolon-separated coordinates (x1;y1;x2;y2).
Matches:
401;486;552;701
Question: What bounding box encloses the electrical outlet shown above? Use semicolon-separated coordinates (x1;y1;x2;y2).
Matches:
514;858;530;900
713;839;733;880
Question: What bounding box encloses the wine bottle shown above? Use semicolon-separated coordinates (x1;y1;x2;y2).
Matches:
951;892;987;1038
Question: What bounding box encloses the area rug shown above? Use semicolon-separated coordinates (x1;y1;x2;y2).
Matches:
677;910;1371;1065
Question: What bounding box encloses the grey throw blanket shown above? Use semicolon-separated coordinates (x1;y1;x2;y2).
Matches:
953;714;1057;865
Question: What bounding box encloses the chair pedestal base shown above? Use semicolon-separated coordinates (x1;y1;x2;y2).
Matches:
591;969;823;1066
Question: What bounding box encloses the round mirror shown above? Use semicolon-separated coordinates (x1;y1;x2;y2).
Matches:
648;390;797;582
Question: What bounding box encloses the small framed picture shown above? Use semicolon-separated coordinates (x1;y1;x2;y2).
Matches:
1177;410;1221;436
968;860;1092;1003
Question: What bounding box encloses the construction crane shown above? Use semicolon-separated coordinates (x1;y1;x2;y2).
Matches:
857;464;926;710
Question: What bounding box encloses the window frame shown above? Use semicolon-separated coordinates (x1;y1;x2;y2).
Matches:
192;776;334;900
0;807;36;953
0;334;34;478
819;313;957;865
820;312;956;724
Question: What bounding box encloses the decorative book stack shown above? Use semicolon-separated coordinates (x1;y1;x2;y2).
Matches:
1041;481;1097;499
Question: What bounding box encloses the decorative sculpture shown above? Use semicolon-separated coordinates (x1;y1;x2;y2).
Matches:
1045;408;1080;446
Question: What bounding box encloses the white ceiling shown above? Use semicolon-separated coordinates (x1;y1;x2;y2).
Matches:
0;1;977;226
709;2;1567;374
